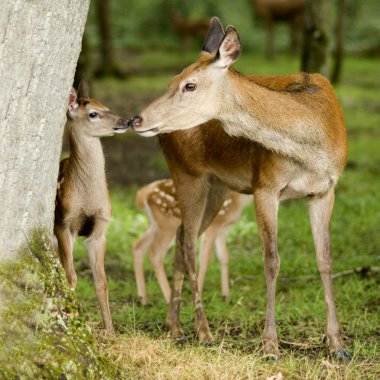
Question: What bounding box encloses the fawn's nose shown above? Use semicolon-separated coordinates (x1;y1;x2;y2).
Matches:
131;115;143;128
117;118;131;128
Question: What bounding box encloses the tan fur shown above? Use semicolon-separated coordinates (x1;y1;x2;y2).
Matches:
132;18;349;359
132;179;251;305
55;86;129;332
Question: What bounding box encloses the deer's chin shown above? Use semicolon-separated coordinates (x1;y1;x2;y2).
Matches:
135;126;161;137
112;127;128;134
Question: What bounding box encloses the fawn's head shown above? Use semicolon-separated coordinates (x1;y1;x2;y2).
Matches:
132;17;241;136
67;80;130;137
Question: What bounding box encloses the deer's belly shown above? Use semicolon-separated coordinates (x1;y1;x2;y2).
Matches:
279;172;336;201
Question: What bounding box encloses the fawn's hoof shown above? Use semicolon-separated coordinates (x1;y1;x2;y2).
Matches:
332;349;352;361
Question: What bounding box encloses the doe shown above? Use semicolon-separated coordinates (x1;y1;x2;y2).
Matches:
54;80;129;331
131;17;350;360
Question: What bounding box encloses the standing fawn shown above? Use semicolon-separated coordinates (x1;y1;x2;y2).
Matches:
132;178;251;305
55;81;130;331
131;17;351;360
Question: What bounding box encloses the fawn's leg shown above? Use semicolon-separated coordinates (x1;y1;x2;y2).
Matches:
150;224;177;304
214;228;230;301
132;226;156;305
55;226;77;288
309;189;351;360
198;226;218;297
254;190;280;358
85;219;113;332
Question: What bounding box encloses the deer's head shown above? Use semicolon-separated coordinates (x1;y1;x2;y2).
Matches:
67;80;130;138
132;17;241;136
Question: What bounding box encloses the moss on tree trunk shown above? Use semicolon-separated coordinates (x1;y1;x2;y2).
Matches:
0;229;102;379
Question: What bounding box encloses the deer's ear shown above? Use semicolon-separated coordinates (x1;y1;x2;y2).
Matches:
68;87;78;112
215;26;241;68
77;78;90;99
202;17;225;56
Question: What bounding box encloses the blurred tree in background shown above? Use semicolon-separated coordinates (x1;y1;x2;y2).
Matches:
78;0;379;79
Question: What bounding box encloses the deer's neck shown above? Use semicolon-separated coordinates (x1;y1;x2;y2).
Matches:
67;125;107;189
219;71;332;172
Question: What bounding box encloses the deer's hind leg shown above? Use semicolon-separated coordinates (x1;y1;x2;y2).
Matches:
308;189;351;360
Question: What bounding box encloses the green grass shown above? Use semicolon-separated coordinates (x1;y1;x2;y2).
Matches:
74;52;380;379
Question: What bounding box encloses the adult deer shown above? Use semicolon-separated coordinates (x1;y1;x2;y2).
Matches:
131;18;350;360
170;12;210;53
251;0;305;59
55;81;130;331
132;178;251;305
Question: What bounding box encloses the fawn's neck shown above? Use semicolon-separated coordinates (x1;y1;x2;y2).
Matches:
67;124;107;188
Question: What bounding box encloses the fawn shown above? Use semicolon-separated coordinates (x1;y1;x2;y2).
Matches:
54;80;130;331
132;178;251;305
131;17;350;360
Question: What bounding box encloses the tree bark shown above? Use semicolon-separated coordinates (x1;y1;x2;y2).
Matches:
0;0;89;260
301;0;332;76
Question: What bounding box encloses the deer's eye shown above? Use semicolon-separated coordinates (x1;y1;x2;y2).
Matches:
89;111;99;119
184;83;197;92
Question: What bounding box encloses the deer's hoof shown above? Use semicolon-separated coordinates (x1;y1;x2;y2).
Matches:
197;326;213;344
332;349;352;361
172;333;187;345
263;353;279;361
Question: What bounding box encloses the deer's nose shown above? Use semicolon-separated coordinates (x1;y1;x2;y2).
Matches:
117;118;131;128
131;115;143;128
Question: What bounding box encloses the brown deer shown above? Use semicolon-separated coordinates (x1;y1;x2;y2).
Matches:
132;178;251;305
170;12;210;53
131;17;351;360
54;81;130;331
251;0;305;59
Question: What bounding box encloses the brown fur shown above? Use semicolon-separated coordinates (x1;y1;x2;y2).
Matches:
133;18;350;359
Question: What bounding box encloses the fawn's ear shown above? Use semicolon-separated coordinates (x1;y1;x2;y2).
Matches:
77;78;90;99
68;87;78;112
214;26;241;68
202;17;225;56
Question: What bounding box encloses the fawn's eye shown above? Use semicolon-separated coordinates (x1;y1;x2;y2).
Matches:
184;83;197;92
89;111;99;119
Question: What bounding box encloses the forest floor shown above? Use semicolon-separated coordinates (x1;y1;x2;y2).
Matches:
69;51;380;379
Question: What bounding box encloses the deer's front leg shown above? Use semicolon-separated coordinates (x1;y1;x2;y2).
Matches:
165;225;186;340
309;189;351;360
55;225;77;288
254;190;280;358
85;219;113;332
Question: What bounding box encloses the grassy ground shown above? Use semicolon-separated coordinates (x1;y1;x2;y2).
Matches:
72;52;380;379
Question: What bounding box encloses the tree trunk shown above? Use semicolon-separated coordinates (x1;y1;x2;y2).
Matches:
331;0;346;84
0;0;89;260
0;2;107;378
301;0;332;76
95;0;123;77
